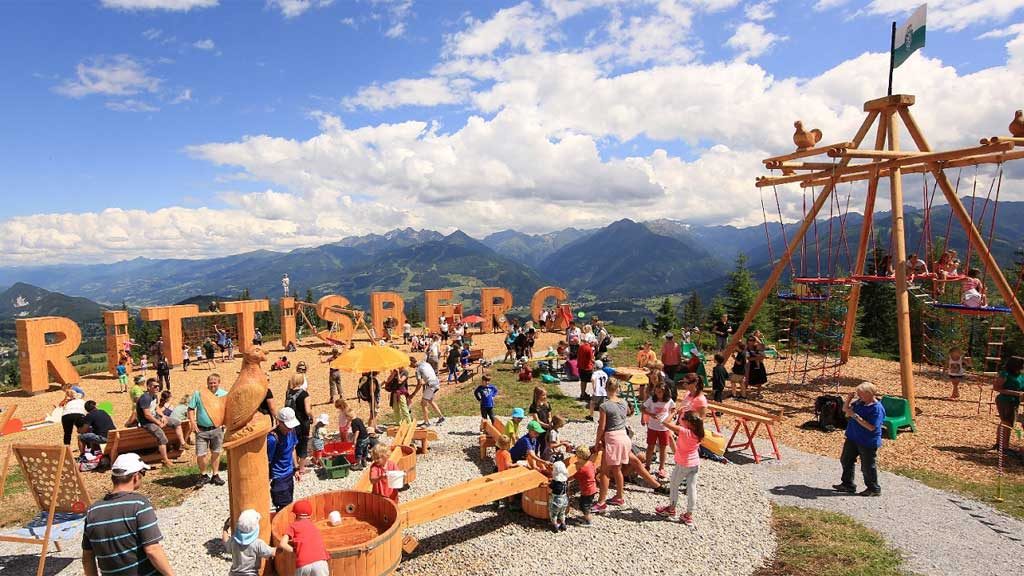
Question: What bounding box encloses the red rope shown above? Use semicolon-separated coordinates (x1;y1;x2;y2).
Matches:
760;183;776;269
939;167;960;256
773;184;796;279
965;165;979;267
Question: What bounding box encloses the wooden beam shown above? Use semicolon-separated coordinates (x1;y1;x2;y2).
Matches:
401;467;548;528
828;149;925;159
762;141;854;165
725;109;879;358
899;107;1024;338
887;109;917;415
864;94;915;111
765;161;843;171
798;148;1024;187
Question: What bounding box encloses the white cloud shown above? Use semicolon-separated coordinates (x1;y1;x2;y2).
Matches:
192;38;216;50
101;0;217;10
54;55;161;98
268;0;334;18
726;22;786;60
978;22;1024;39
371;0;414;38
744;1;774;21
172;89;193;104
813;0;847;11
142;28;163;41
105;99;160;112
864;0;1024;32
342;77;471;110
446;2;551;57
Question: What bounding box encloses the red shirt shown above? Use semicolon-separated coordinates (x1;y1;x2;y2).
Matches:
495;449;513;472
370;460;400;502
577;343;594;372
285;518;329;568
661;342;681;366
573;461;598;496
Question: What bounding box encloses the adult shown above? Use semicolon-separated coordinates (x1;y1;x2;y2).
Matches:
214;324;229;360
577;338;594;402
566;321;581;359
713;314;731;352
636;342;657;369
82;453;175;576
660;333;682;396
253;328;264;346
744;337;769;396
155;355;171;392
426;336;440;373
203;338;217;368
906;253;929;276
324;348;343;403
593;380;634;512
439;318;450;343
403;320;412;344
833;383;885;497
78;400;115;454
285;374;312;471
58;386;87;447
994;356;1024;452
188;373;228;487
268;407;301;511
410;356;445;427
136;378;183;468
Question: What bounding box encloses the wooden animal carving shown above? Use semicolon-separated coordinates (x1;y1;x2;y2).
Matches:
793;121;823;150
1010;110;1024;137
224;346;269;435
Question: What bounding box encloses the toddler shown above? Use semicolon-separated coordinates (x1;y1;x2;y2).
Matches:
547;453;569;532
572;445;598;526
222;509;275;576
947;347;965;400
311;414;329;468
369;444;400;503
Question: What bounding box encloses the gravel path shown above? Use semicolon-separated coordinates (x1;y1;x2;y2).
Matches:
0;416;774;576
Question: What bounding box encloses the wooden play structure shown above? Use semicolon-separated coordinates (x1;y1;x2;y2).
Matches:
15;316;82;394
728;96;1024;415
707;402;782;464
352;422;418;493
295;298;376;346
103;420;193;464
0;444;91;576
386;425;438;454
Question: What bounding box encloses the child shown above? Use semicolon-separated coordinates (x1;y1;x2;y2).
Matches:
509;420;544;462
335;399;353;440
586;360;609;422
548;453;569;532
369;443;400;502
543;415;572;460
947;347;966;400
139;354;149;377
995;356;1024;451
460;343;471;376
962;268;987;308
182;344;191;371
194;344;205;366
529;386;552;447
279;500;329;576
116;358;128;393
730;341;747;399
656;411;704;526
350;416;374;471
572;445;598;526
495;434;514;472
505;408;525;442
518;361;533;382
129;375;146;403
222;509;275;576
311;414;329;468
642;384;674;479
474;375;499;423
711;353;728;403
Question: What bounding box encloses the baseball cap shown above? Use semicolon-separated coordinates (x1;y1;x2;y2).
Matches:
664;332;674;339
293;500;313;517
527;420;544;434
594;360;604;370
317;413;330;426
111;453;151;477
277;407;300;429
511;407;525;419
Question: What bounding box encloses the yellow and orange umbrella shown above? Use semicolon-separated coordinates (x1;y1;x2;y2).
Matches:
330;345;410;374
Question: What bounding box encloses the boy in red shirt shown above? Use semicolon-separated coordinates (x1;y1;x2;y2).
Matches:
369;444;401;503
279;500;329;576
572;445;598;526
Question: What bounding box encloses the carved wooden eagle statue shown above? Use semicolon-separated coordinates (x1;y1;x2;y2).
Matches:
793;121;823;150
1010;110;1024;138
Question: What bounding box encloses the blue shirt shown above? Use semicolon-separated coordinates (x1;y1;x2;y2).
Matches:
509;434;538;462
845;400;885;448
267;429;298;479
474;384;498;408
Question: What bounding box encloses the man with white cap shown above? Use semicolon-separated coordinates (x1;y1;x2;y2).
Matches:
267;407;301;511
82;453;175;576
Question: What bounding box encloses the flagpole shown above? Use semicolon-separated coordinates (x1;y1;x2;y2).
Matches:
887;21;896;96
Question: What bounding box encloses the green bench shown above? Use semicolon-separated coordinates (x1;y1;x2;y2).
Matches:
880;395;915;440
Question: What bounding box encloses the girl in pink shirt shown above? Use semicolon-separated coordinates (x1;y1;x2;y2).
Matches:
656;411;704;525
677;374;708;420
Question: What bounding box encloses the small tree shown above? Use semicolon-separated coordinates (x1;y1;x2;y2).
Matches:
406;303;423;326
653;297;678;336
681;290;703;329
638;317;650;331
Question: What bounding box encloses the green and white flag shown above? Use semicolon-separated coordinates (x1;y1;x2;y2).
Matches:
892;3;926;68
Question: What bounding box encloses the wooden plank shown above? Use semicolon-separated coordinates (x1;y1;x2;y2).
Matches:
762;141;854;164
706;402;780;423
401;467;548;528
864;94;915;111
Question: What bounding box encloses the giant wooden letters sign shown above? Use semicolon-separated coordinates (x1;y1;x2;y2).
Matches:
16;287;568;394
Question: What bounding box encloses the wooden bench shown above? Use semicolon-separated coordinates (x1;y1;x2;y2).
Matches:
386;426;438;454
104;421;193;465
478;417;506;459
706;402;781;463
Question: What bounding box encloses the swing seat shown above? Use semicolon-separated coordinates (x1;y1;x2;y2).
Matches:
880;396;915;440
928;303;1011;316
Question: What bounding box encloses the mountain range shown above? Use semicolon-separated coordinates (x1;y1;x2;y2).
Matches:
0;282;108;340
0;198;1021;320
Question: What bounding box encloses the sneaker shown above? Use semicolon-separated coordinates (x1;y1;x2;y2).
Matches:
584;415;594;422
196;474;210;487
420;421;432;428
608;496;625;506
558;523;567;532
656;469;669;480
680;512;694;525
858;488;881;497
551;524;560;533
436;417;446;425
210;474;225;486
579;518;592;526
655;505;676;517
653;485;670;496
832;483;856;494
591;502;608;513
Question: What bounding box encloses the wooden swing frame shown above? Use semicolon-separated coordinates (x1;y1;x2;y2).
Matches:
727;95;1024;415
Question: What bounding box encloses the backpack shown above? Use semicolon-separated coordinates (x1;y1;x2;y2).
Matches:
814;395;847;432
358;375;380;403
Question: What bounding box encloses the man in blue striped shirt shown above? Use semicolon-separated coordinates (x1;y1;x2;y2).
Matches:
82;453;175;576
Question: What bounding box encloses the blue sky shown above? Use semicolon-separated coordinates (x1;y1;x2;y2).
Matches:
1;0;1022;263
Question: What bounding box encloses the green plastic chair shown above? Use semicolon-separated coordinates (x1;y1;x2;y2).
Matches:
97;401;115;417
880;395;915;440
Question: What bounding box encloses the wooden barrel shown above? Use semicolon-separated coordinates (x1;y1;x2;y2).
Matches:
271;490;403;576
520;485;549;520
397;445;417;485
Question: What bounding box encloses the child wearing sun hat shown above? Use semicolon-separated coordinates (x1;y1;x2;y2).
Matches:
222;509;276;576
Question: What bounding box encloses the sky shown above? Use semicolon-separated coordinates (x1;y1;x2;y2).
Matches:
1;0;1023;264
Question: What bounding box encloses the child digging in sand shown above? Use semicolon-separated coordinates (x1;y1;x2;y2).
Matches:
279;500;329;576
222;509;276;576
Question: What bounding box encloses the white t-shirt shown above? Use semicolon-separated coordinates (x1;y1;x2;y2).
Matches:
440;321;449;334
416;361;440;389
552;460;568;483
643;398;675;432
427;341;439;361
63;398;87;416
590;370;609;397
403;323;411;334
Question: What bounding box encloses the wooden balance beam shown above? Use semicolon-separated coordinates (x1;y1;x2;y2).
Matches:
478;417;506;460
401;466;548;529
104;421;193;465
353;422;416;492
706;402;782;464
386;426;438;454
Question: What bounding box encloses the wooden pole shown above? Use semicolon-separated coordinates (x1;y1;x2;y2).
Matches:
898;107;1024;334
887;109;917;414
725;110;880;358
841;111;892;362
36;446;68;576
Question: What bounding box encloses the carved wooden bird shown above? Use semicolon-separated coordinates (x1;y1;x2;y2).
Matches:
793;121;823;150
224;346;269;434
1010;110;1024;137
